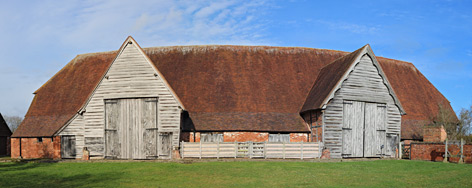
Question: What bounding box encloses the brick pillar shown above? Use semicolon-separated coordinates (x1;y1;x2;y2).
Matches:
10;138;20;158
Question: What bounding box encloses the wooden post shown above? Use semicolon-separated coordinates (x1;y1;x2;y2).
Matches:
217;141;220;159
181;141;184;159
234;142;237;159
459;138;464;164
398;141;402;159
443;138;448;163
264;142;267;159
199;141;202;159
283;142;286;159
249;142;253;159
301;142;304;160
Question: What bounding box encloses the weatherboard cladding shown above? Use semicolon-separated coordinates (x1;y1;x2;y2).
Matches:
13;44;455;140
0;113;12;137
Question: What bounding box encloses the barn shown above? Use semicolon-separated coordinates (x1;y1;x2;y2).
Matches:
11;36;455;159
0;113;12;156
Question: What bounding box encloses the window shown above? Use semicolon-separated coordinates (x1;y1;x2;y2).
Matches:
200;133;223;142
268;134;290;142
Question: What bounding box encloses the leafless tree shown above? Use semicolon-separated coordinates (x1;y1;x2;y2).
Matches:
4;115;23;132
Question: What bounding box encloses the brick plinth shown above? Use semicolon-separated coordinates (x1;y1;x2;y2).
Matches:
11;137;61;159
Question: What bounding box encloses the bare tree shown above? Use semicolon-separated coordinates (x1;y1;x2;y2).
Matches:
4;115;23;132
459;105;472;142
432;104;472;141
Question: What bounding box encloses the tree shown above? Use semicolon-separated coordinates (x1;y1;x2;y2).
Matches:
4;115;23;132
458;105;472;142
432;104;472;141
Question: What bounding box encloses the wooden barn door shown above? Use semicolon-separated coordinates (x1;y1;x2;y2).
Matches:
342;100;387;158
105;99;121;158
364;103;386;157
61;136;76;158
158;132;172;159
105;98;158;159
342;101;365;157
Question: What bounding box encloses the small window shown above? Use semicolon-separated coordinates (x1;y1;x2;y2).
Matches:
200;133;223;142
37;138;43;143
269;134;290;142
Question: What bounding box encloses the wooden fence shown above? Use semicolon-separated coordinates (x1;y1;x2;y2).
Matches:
180;141;323;159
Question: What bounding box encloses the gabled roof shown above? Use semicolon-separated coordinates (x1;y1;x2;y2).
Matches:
13;39;456;139
0;113;12;137
301;44;405;113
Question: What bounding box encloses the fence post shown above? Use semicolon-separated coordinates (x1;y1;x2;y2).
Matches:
283;142;286;159
181;141;184;159
249;142;253;159
459;138;464;164
234;142;237;159
398;141;402;159
217;141;220;159
301;142;304;160
443;138;448;163
199;141;202;159
318;142;322;158
264;142;267;159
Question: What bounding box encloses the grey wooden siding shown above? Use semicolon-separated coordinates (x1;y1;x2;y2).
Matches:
324;55;401;158
59;42;182;159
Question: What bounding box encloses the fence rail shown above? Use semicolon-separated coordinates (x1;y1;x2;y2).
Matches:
181;141;323;159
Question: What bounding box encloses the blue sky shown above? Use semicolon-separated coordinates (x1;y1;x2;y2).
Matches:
0;0;471;117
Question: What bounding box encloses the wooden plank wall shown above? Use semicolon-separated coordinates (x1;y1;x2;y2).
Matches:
59;43;182;159
324;55;402;158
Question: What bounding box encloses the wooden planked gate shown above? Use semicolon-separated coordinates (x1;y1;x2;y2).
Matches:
181;142;322;159
342;100;387;158
104;98;172;159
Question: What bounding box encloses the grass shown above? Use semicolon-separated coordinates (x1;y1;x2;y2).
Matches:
0;160;471;187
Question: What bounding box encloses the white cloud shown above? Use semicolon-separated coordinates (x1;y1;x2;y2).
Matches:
0;0;271;116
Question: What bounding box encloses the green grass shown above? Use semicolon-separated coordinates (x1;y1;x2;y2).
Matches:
0;160;471;187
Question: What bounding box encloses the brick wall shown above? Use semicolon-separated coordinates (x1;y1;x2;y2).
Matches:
11;137;61;159
423;126;447;142
183;132;309;142
410;142;472;163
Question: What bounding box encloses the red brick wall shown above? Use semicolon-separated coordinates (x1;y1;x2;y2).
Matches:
290;133;308;142
410;142;472;163
182;132;309;142
11;137;61;159
423;126;447;142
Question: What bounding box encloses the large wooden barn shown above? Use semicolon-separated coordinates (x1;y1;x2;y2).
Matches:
11;37;455;159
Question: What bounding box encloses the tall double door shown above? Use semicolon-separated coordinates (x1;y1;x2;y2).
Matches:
104;98;172;159
342;100;387;158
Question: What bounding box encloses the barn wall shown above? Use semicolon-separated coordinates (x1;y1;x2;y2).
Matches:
59;42;182;159
323;55;402;158
10;137;61;159
184;132;309;142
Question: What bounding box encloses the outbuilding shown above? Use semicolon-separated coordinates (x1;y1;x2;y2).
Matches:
11;37;455;159
0;113;12;156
